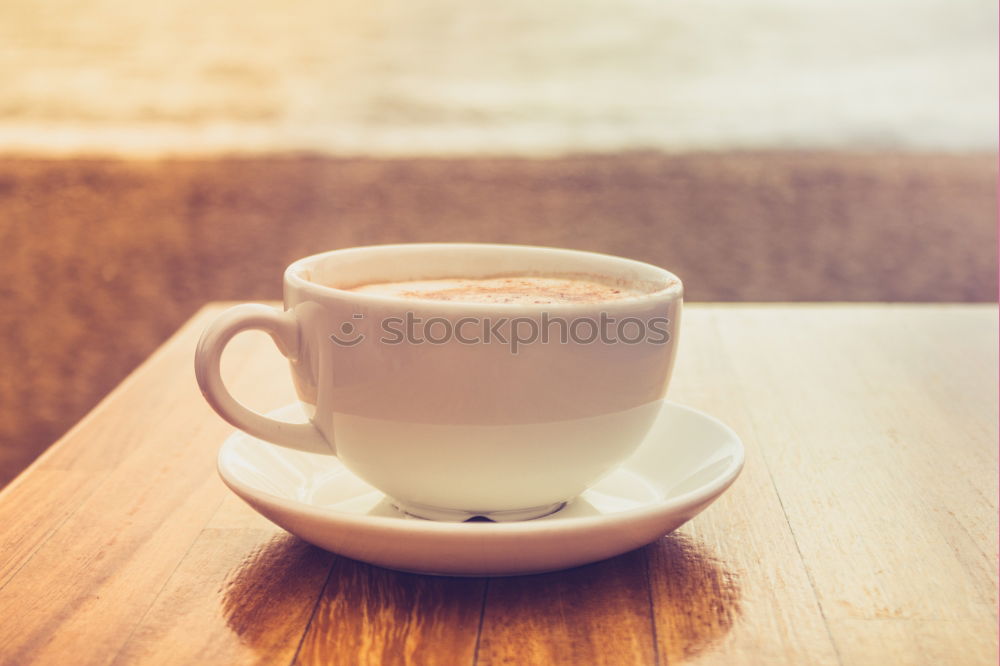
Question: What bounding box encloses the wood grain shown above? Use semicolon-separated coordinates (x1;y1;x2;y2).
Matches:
0;303;994;665
0;307;299;665
827;618;1000;666
113;531;333;666
655;310;841;666
714;306;997;624
646;535;745;664
669;305;998;665
295;558;485;666
477;549;656;666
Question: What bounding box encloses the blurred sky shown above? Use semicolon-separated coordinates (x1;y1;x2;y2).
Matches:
0;0;996;155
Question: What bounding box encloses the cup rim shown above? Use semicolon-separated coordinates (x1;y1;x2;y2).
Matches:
284;243;683;311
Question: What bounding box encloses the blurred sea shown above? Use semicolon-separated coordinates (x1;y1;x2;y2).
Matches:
0;0;996;156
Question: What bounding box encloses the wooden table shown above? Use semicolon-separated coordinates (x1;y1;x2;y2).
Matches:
1;304;996;665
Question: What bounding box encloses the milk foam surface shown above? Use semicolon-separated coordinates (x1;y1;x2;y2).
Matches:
348;276;646;304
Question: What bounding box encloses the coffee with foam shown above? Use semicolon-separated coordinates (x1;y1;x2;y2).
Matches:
197;244;683;522
348;275;650;305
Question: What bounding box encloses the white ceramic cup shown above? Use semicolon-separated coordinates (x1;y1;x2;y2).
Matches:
195;244;683;521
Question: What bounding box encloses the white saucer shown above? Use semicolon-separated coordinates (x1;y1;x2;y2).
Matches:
217;401;744;576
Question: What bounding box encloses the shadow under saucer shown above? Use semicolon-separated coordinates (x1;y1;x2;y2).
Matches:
221;531;740;663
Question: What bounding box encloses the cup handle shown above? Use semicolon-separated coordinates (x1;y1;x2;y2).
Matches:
194;304;333;455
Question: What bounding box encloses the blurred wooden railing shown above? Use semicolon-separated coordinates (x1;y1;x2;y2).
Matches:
0;151;995;485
